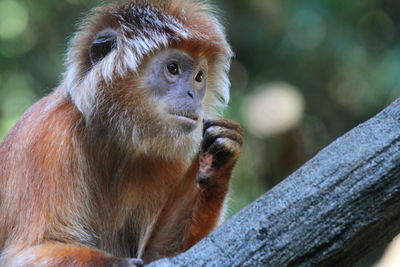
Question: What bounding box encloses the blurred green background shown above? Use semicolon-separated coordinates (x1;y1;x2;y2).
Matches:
0;0;399;219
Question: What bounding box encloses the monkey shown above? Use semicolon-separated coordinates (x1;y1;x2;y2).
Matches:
0;0;243;266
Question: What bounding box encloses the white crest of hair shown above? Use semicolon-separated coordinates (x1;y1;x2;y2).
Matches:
65;67;103;119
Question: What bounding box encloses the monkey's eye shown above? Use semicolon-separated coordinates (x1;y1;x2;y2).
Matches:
167;63;179;75
195;71;204;83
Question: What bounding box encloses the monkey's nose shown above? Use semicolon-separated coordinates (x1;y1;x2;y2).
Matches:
187;91;194;99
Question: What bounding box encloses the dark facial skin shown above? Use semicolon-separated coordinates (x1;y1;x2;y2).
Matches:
146;49;208;133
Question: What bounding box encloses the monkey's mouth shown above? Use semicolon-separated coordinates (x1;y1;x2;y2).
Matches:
170;112;199;122
168;111;200;133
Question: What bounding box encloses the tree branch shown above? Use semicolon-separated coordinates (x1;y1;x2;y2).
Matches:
148;98;400;267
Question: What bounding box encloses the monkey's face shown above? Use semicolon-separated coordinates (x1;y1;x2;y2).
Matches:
144;49;207;134
66;4;232;158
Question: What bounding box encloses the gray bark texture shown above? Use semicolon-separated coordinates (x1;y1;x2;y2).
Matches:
147;99;400;267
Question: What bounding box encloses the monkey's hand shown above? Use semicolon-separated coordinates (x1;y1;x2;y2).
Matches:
197;117;243;193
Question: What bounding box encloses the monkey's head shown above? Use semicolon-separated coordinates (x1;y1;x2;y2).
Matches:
64;0;232;158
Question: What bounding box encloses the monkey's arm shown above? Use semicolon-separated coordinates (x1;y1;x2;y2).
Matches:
183;117;243;249
141;118;242;262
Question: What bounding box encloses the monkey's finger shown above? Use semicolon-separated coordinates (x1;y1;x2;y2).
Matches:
203;117;243;135
206;137;241;168
208;137;241;155
203;126;243;144
202;126;243;152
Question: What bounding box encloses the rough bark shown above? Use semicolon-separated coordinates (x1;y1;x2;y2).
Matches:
147;98;400;267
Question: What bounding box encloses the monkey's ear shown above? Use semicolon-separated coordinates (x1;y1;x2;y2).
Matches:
89;28;117;65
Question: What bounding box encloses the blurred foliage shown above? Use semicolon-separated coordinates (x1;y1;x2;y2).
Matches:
0;0;399;222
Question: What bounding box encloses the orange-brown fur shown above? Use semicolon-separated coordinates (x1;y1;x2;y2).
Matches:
0;0;240;266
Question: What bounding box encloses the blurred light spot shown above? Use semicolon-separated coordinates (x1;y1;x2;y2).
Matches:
358;10;394;51
1;74;36;119
287;10;326;50
243;82;305;138
1;31;38;57
376;234;400;267
250;0;282;16
249;0;285;33
230;60;249;91
0;1;28;40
